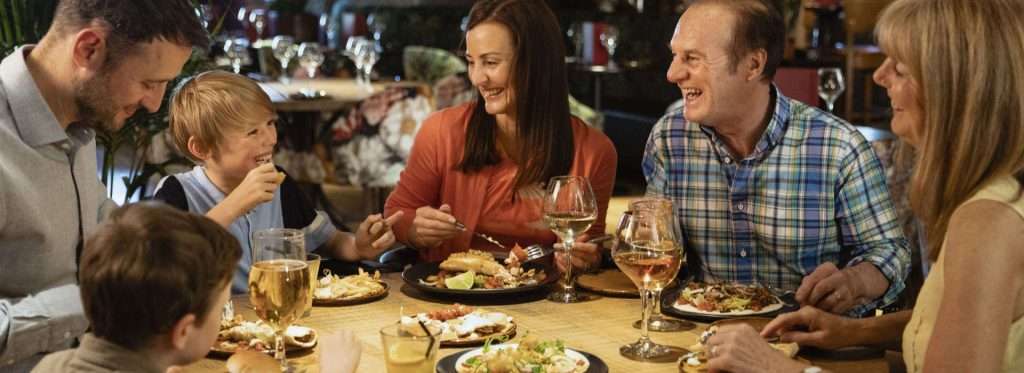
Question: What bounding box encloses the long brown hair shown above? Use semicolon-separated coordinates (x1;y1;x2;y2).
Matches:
458;0;574;191
876;0;1024;260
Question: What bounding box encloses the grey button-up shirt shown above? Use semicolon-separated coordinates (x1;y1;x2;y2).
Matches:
0;46;117;370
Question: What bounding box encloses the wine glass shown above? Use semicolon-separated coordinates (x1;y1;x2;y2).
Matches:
249;9;268;40
543;175;598;303
818;67;845;113
272;36;297;83
344;36;369;85
223;38;248;74
298;42;325;97
367;12;387;51
250;228;310;372
600;25;620;68
612;210;685;361
196;4;214;30
357;42;380;88
629;197;694;333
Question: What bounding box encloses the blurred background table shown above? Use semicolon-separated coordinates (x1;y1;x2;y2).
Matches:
183;273;893;373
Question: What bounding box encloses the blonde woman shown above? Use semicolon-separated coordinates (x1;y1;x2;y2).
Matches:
699;0;1024;372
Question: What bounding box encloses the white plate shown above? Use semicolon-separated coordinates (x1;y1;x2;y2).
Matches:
672;300;784;316
453;343;590;373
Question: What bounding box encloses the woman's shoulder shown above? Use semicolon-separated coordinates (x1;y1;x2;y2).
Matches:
421;103;474;137
570;117;616;153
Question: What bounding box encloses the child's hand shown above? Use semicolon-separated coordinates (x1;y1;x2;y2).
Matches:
224;163;282;215
319;330;362;373
354;211;404;258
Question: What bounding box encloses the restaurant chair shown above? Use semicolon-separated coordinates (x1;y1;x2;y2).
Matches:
839;0;892;123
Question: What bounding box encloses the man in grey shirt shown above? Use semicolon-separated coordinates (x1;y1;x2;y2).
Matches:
0;1;209;370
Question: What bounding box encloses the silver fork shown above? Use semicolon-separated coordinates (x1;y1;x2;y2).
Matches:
453;220;507;249
521;234;614;263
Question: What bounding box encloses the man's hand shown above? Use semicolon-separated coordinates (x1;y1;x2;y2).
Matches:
795;262;889;314
408;204;460;249
761;306;857;350
554;233;602;274
354;211;404;258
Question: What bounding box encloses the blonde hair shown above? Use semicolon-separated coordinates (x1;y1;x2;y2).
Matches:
876;0;1024;260
169;70;275;162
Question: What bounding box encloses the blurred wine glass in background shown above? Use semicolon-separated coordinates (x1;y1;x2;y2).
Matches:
297;42;325;96
223;38;249;74
600;25;620;68
272;36;297;83
817;67;845;113
249;9;267;40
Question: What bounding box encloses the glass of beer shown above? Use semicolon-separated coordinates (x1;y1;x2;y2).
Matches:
302;253;321;318
250;228;310;371
612;210;684;361
380;322;440;373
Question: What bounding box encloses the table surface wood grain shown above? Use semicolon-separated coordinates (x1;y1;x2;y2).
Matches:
183;272;892;373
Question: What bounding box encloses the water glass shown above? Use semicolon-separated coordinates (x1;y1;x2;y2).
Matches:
380;322;440;373
302;253;321;318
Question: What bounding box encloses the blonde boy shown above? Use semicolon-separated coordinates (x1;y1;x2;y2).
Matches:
154;71;401;293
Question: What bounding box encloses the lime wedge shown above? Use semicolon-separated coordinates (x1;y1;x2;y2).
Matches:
444;271;476;290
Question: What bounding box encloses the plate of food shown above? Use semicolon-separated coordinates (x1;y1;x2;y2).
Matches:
313;268;389;306
435;336;608;373
576;269;641;298
678;325;802;373
661;282;795;322
402;250;556;298
399;303;516;347
210;315;317;357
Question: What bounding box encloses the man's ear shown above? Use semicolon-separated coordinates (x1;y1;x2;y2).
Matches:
169;313;198;351
70;23;110;72
187;136;212;161
745;48;768;82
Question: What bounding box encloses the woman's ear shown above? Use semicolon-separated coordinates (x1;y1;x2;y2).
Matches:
187;136;212;161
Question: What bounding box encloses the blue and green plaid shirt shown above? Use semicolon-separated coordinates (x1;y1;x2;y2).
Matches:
643;87;910;315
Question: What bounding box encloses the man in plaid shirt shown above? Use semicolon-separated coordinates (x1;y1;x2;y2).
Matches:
643;0;910;315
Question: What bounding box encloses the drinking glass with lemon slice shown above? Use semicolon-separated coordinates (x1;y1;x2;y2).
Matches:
380;322;441;373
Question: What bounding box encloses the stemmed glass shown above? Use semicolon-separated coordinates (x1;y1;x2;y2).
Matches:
344;36;369;86
600;25;620;68
818;67;845;113
543;175;598;303
629;197;694;332
612;210;685;361
249;228;311;372
356;41;380;88
272;36;297;83
297;42;325;97
367;12;387;51
249;9;268;41
224;38;248;74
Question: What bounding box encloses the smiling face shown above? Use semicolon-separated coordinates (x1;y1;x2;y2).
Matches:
465;21;516;121
666;4;758;128
873;57;924;146
73;38;192;131
203;111;278;183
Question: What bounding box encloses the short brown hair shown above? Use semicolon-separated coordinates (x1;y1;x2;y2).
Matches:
51;0;210;68
687;0;785;80
79;202;241;350
169;71;275;162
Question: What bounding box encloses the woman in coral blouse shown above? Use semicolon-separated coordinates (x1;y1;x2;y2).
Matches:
384;0;617;270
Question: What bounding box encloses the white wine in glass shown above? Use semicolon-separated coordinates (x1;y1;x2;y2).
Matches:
543;175;598;303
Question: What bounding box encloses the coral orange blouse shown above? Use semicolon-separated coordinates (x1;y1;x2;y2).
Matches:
384;103;618;262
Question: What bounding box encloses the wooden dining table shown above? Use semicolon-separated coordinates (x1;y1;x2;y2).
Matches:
183;272;894;373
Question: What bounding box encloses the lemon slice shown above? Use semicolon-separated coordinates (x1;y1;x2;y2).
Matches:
444;271;476;290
